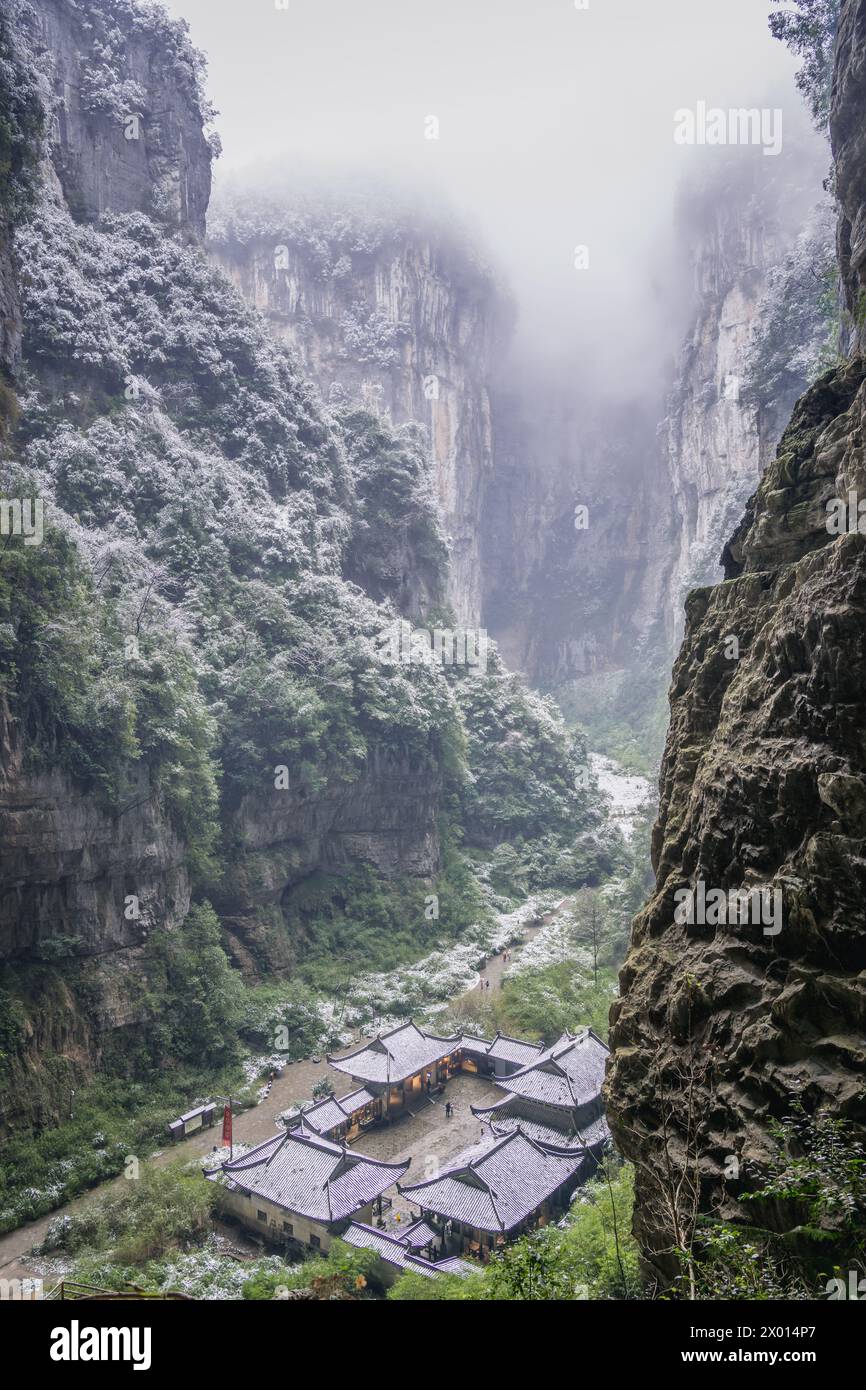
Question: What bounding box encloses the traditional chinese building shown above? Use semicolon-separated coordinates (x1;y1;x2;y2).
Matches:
458;1031;543;1077
206;1127;409;1253
328;1021;462;1116
286;1085;380;1143
342;1219;474;1286
399;1127;588;1260
472;1028;610;1151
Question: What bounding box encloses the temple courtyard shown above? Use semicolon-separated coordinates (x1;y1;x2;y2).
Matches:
208;1022;610;1278
347;1072;504;1227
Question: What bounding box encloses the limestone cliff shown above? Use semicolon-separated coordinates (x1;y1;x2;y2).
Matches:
0;0;215;1132
662;151;831;651
209;186;507;627
606;0;866;1285
37;0;213;236
0;4;448;1133
483;380;672;696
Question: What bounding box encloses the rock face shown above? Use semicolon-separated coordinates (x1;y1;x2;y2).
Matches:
0;0;215;1133
483;381;673;690
0;7;446;1131
0;711;189;963
219;745;442;973
835;0;866;344
477;162;827;746
664;179;785;647
35;0;212;237
210;204;505;626
606;2;866;1285
0;706;190;1131
0;229;21;385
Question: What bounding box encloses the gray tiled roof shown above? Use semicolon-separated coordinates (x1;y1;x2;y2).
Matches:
497;1029;608;1110
405;1253;475;1278
295;1086;378;1136
473;1094;610;1152
457;1033;543;1066
343;1222;436;1277
485;1033;543;1066
343;1223;473;1279
402;1218;438;1248
217;1129;408;1223
472;1094;580;1148
400;1129;584;1234
329;1022;461;1085
296;1095;346;1134
573;1112;610;1149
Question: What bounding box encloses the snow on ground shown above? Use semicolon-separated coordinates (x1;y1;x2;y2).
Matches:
507;905;590;976
589;753;654;841
305;896;558;1041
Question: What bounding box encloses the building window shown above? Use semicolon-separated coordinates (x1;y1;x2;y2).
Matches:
283;1221;293;1236
310;1234;321;1249
257;1210;267;1222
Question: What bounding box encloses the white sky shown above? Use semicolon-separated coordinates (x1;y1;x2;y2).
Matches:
160;0;826;386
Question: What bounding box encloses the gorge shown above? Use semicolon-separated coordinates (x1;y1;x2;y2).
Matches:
0;0;863;1314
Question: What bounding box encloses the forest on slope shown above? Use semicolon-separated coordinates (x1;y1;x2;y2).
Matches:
0;0;862;1313
0;0;642;1249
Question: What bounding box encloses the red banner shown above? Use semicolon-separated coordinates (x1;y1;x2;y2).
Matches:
222;1103;232;1149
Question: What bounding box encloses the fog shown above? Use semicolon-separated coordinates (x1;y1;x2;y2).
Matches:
162;0;827;395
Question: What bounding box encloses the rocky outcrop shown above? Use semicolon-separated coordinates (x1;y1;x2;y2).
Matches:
834;0;866;338
209;195;506;626
0;704;189;963
0;214;22;388
217;744;441;974
35;0;212;238
480;157;827;739
661;148;830;654
0;6;450;1132
0;702;190;1133
606;1;866;1285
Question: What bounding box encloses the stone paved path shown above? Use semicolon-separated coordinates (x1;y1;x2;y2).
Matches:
350;1073;503;1226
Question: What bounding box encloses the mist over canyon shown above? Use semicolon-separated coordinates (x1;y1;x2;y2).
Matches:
0;0;863;1320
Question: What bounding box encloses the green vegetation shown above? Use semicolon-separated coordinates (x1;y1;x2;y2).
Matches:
499;961;617;1042
0;501;220;877
769;1;841;132
241;1239;378;1299
679;1107;866;1300
341;407;448;603
37;1163;215;1267
555;656;669;777
444;958;617;1045
0;1056;258;1234
455;650;596;844
743;200;842;411
142;904;245;1069
283;859;487;988
0;0;44;219
389;1161;639;1300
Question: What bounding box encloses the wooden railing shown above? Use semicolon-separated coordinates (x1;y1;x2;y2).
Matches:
43;1280;190;1301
